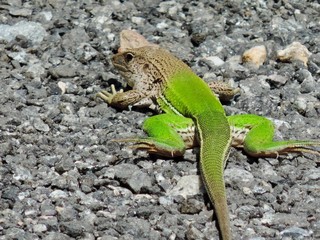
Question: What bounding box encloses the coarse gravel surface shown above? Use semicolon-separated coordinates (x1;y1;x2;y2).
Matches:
0;1;320;240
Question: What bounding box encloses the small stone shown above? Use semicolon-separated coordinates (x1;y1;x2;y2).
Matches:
48;83;62;95
7;51;28;64
55;158;75;173
280;226;311;238
306;168;320;181
261;212;308;227
293;96;307;114
266;74;288;86
60;220;86;237
224;168;254;187
3;227;28;239
6;0;21;6
155;172;172;192
13;165;32;181
156;21;169;29
113;163;139;179
2;186;20;201
74;43;98;63
202;56;225;67
180;198;203;214
242;45;267;68
159;196;174;206
33;223;47;233
56;206;79;221
167;175;201;198
112;163;152;193
26;63;46;79
186;225;205;239
43;232;72;240
40;200;56;216
252;180;272;195
49;65;77;78
242;187;253;195
49;190;68;199
294;69;312;83
277;42;311;66
0;21;47;44
80;175;95;193
300;75;315;94
32;117;50;132
9;8;33;17
131;16;145;25
127;170;152;193
37;11;53;21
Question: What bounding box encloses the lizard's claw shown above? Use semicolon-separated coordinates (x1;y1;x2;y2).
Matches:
111;138;184;157
111;138;157;153
96;84;124;105
208;81;240;102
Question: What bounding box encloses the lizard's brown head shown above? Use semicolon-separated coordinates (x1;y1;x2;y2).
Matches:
112;46;161;87
112;46;182;88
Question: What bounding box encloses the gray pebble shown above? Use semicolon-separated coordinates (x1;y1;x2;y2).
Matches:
32;117;50;132
3;227;37;240
49;190;68;199
186;225;205;239
12;164;32;181
33;223;47;233
56;205;79;221
0;21;47;44
280;226;312;238
127;170;152;193
300;75;316;93
7;50;28;64
9;7;33;17
40;199;56;216
113;163;152;193
43;232;72;240
167;175;201;198
49;65;77;78
225;167;254;187
60;220;90;238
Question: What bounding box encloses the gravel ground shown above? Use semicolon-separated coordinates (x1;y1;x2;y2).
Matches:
0;1;320;240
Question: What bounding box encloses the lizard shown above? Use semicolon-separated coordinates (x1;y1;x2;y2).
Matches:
98;45;320;240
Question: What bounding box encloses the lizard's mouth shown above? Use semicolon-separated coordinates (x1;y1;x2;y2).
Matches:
112;63;134;86
112;63;129;73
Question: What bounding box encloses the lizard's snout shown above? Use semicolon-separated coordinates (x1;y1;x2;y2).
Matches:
111;54;119;65
112;54;130;73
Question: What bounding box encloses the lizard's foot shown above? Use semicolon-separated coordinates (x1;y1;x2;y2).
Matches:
96;84;124;104
244;140;320;159
112;138;185;157
208;81;240;102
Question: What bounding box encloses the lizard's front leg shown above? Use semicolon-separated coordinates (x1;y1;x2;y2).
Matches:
114;113;196;157
97;84;154;109
98;81;239;111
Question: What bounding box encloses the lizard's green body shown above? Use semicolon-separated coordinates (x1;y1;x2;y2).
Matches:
99;46;320;240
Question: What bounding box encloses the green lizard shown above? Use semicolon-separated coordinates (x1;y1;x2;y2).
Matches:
98;45;320;240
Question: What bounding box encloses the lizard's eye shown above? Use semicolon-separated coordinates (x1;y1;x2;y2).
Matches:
124;53;134;63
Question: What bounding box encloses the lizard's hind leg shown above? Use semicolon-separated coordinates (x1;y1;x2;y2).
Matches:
114;113;197;157
228;114;320;157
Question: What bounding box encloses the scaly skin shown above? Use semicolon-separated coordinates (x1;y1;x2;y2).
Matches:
106;46;233;240
99;45;320;239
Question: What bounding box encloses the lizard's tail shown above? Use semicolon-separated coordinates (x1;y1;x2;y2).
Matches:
196;112;232;240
